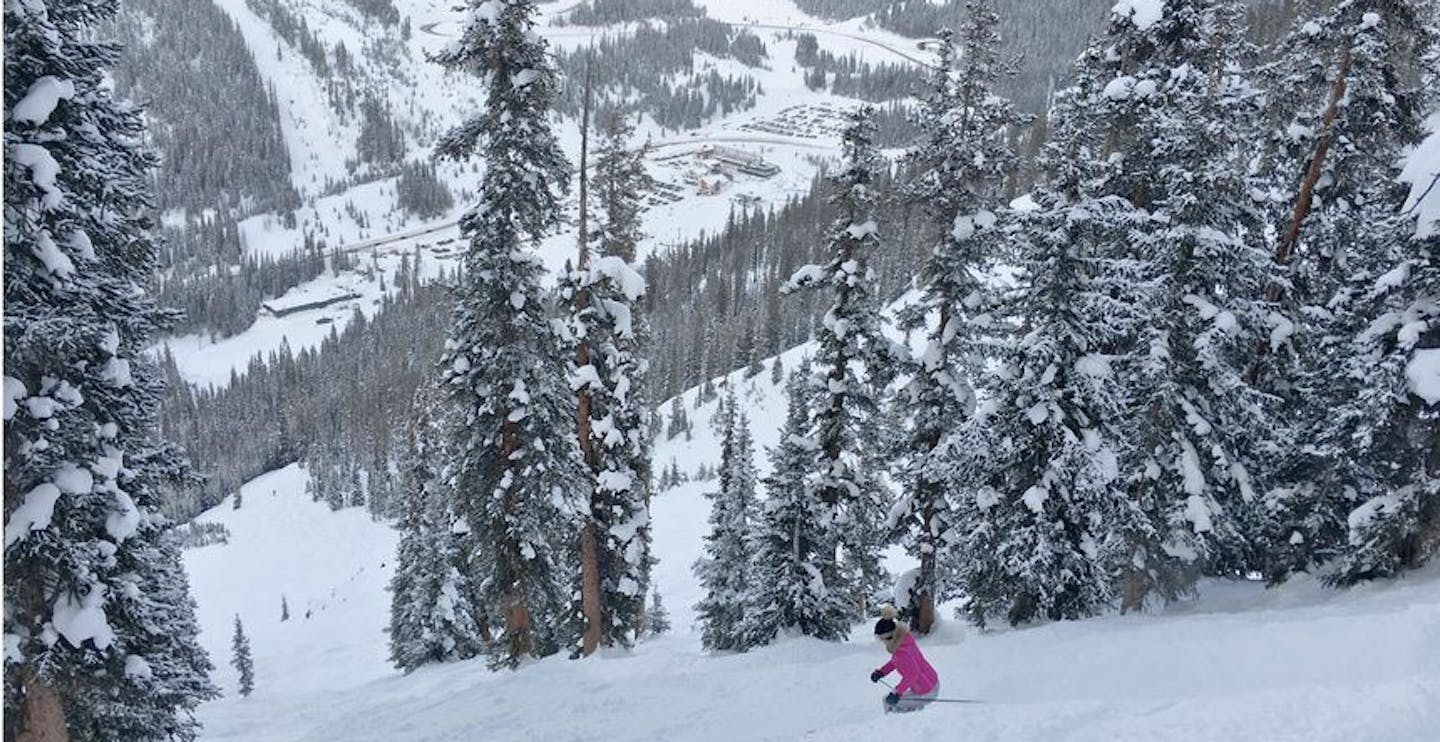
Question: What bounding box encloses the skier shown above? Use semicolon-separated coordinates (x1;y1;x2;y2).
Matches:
869;605;939;713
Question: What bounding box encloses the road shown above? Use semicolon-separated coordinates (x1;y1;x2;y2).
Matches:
419;11;936;69
734;22;936;69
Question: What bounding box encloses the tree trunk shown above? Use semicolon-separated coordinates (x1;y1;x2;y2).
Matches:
1249;47;1352;384
574;56;605;657
499;417;530;665
17;670;68;742
914;592;936;635
914;500;937;635
579;522;603;655
1272;47;1353;300
505;597;531;662
1120;564;1149;614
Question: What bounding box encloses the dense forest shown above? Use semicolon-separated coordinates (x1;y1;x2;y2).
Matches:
158;254;443;519
553;18;768;131
109;0;298;214
6;0;1436;738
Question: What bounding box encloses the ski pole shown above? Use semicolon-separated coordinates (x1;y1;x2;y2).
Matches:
878;678;984;704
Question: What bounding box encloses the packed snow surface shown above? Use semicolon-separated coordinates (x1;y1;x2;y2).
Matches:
185;357;1440;741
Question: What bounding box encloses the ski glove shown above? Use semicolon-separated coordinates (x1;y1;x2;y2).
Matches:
870;670;885;683
884;692;900;706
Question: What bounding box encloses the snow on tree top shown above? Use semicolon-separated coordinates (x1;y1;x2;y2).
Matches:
476;0;503;24
591;255;646;301
1112;0;1164;30
845;220;877;240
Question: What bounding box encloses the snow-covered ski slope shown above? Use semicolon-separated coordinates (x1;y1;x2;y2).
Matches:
184;344;1440;741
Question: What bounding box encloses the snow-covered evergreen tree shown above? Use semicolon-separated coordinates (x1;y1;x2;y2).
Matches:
388;383;485;672
230;616;254;698
742;366;855;645
1254;0;1440;584
890;0;1026;633
947;191;1144;627
642;589;671;640
692;395;758;651
783;107;896;618
568;109;656;655
593;111;654;265
1042;0;1271;607
431;0;583;669
4;0;217;737
665;397;690;440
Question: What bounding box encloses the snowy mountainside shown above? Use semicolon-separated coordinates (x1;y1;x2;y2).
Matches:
164;0;933;387
184;347;1440;741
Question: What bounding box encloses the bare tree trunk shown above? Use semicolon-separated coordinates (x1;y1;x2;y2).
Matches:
912;298;951;637
914;500;937;635
505;596;531;662
574;56;605;658
17;670;68;742
1248;47;1352;384
499;415;531;664
1120;564;1149;614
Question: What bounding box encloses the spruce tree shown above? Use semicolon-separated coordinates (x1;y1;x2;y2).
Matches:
891;1;1026;634
642;589;671;640
949;189;1144;627
568;110;655;655
230;616;254;698
783;107;896;618
388;383;485;672
692;395;758;651
741;366;855;645
1045;0;1271;607
5;0;217;738
431;0;582;669
1255;0;1440;584
592;111;654;265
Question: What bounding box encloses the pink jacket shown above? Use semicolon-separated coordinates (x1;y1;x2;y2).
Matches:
877;633;938;696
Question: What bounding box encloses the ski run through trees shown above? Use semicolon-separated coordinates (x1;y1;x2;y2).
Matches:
4;0;1438;739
